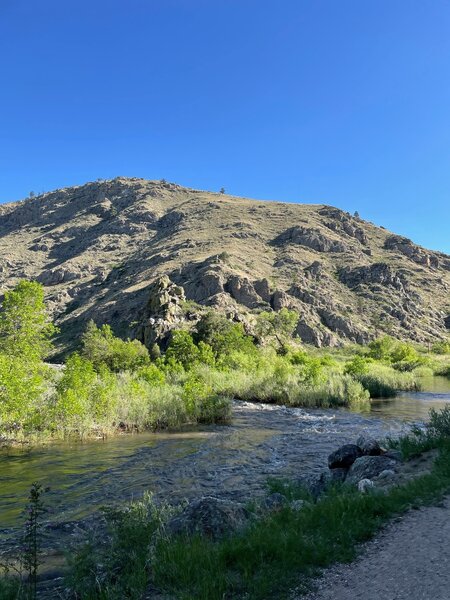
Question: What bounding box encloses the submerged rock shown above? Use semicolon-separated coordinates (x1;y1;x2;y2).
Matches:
165;496;249;540
328;444;363;469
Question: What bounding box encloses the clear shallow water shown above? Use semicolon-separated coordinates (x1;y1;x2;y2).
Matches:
0;377;449;542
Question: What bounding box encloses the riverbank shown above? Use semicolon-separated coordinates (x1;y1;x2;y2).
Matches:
66;406;450;600
2;401;450;599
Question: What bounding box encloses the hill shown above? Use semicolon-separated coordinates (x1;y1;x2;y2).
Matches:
0;177;449;352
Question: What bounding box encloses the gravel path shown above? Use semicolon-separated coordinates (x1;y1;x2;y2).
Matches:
303;496;450;600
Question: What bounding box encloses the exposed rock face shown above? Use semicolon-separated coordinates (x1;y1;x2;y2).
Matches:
0;176;449;350
135;275;185;347
339;263;407;291
384;235;440;268
165;497;249;540
346;455;399;484
274;226;348;253
328;444;363;469
226;275;266;309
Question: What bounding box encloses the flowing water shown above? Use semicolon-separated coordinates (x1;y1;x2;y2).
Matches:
1;377;449;555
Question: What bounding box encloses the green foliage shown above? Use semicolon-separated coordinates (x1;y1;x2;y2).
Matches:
255;308;299;345
431;340;450;355
53;354;117;434
21;483;47;600
68;492;175;599
166;330;199;369
181;373;231;423
81;320;150;372
194;312;254;359
0;355;48;430
0;280;56;360
367;335;397;361
355;363;420;398
137;363;166;386
344;355;373;375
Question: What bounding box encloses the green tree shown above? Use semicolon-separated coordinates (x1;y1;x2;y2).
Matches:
165;330;200;370
255;308;299;346
194;312;255;359
0;355;47;429
0;280;57;360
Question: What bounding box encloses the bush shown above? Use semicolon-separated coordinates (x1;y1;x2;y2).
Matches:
0;355;49;431
431;341;450;355
53;354;118;435
81;321;150;372
344;355;372;375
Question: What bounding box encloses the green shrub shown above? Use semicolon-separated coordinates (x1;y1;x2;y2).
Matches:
81;321;150;372
344;355;372;375
367;336;397;361
431;341;450;355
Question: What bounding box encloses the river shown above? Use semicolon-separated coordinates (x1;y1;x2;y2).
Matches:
0;376;449;555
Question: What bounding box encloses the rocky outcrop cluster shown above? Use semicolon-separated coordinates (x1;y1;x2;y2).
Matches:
384;235;440;268
274;226;348;253
135;275;186;347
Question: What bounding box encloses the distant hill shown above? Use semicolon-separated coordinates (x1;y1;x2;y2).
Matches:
1;177;449;352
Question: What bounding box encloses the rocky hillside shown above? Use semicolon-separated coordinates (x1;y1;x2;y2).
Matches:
0;177;449;352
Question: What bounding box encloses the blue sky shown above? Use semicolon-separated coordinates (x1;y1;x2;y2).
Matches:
1;0;449;252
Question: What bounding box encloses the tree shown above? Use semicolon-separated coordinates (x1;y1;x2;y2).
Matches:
255;308;299;346
165;330;200;369
0;280;57;360
194;312;254;358
219;187;225;194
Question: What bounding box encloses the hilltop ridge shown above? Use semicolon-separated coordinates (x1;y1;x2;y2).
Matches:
0;177;449;351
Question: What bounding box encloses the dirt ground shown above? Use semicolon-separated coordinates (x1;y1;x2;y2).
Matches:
302;496;450;600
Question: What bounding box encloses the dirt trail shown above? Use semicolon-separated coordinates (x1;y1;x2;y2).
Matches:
303;496;450;600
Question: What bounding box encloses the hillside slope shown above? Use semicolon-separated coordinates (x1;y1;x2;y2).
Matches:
0;177;449;351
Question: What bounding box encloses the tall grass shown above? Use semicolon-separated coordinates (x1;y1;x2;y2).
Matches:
355;363;420;398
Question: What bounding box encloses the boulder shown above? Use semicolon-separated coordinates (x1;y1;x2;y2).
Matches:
329;468;348;483
262;493;288;512
296;469;340;500
347;455;398;484
328;444;363;469
358;479;375;493
383;449;403;462
226;275;262;309
165;497;249;540
356;434;382;456
375;469;396;481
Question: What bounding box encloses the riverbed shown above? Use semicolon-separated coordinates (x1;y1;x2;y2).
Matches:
0;377;449;553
